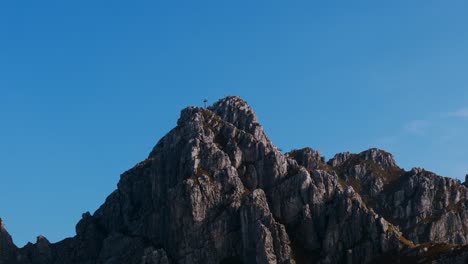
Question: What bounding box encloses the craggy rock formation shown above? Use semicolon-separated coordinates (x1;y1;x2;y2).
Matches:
327;148;404;198
285;148;326;171
376;169;468;245
328;150;468;246
1;96;467;263
0;218;17;264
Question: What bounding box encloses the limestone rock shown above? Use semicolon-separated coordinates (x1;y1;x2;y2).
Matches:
1;96;467;264
285;148;327;171
240;189;294;264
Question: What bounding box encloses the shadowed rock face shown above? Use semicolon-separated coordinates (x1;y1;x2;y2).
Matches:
1;96;467;264
0;218;17;264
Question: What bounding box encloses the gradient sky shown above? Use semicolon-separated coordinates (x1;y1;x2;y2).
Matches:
1;0;468;247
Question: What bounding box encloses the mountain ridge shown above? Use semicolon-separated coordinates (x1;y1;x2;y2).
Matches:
1;95;467;264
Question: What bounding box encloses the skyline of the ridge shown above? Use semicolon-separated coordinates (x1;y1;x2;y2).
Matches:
1;1;468;247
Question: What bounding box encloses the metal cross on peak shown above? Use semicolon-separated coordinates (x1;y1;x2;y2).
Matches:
203;98;208;108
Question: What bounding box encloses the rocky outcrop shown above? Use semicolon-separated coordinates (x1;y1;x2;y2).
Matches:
328;148;404;198
285;148;327;172
1;96;467;263
327;152;352;168
376;168;468;245
267;166;403;264
327;149;468;247
0;218;17;264
240;189;293;264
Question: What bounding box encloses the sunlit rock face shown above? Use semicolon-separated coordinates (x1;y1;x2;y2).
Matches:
1;96;467;264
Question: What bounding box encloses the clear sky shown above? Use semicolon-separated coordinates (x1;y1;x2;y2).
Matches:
1;0;468;247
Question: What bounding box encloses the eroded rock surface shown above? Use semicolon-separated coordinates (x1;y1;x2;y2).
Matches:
1;96;467;263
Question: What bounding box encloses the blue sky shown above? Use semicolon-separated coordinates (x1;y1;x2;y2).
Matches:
1;0;468;246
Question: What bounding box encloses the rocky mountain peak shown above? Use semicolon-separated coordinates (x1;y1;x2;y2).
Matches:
327;148;403;200
208;96;264;138
36;235;49;244
359;148;397;168
327;152;352;167
328;148;397;169
286;147;327;171
1;95;468;264
0;218;17;264
0;218;12;240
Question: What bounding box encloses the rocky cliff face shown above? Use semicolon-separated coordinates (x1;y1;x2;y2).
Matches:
327;149;468;246
0;218;17;264
1;96;467;264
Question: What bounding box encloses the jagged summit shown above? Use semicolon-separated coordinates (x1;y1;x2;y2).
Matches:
1;96;468;264
0;218;17;264
328;148;397;169
359;148;397;168
209;96;259;128
325;147;404;199
285;148;327;171
173;96;263;135
208;96;267;142
0;219;10;241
